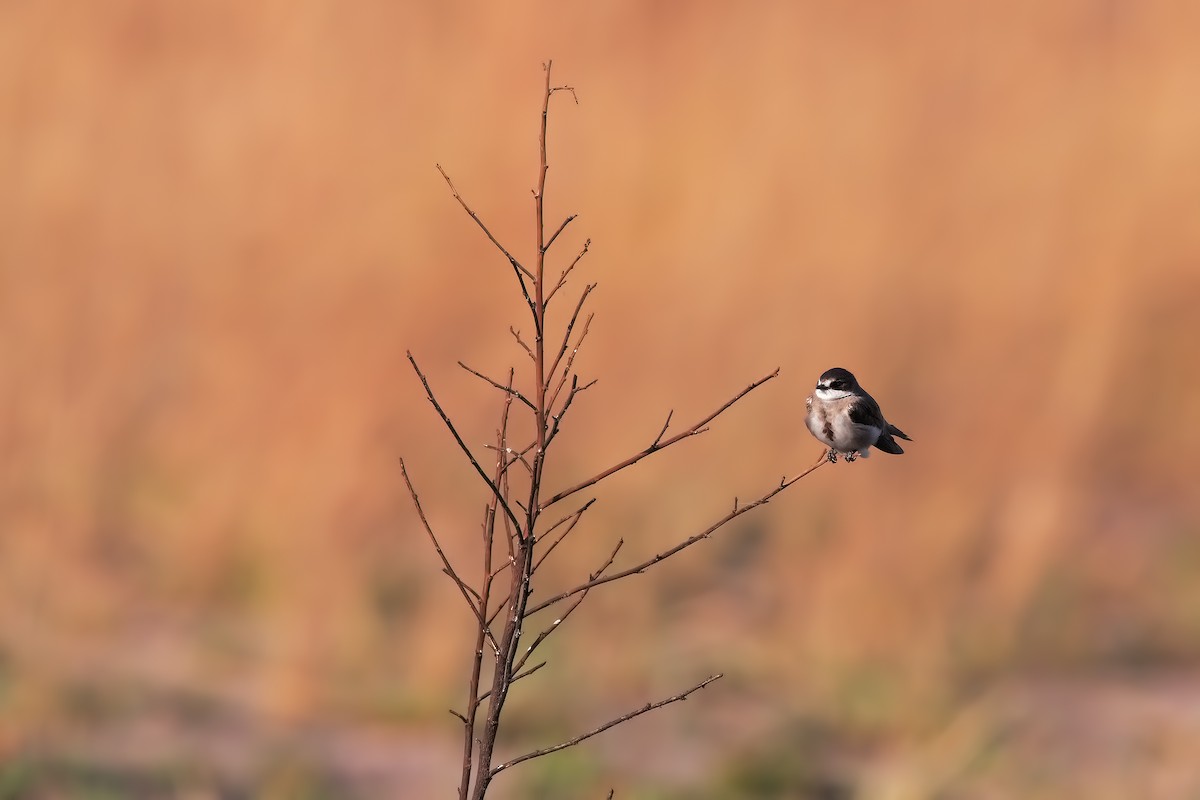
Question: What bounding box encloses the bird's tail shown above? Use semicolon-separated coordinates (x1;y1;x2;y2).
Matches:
873;432;905;455
888;424;912;442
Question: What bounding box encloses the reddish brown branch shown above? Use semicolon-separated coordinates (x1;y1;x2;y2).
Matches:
509;327;535;361
477;660;547;704
457;372;519;797
545;284;596;392
547;374;597;448
490;674;722;776
400;459;497;651
546;238;591;305
436;163;534;282
544;214;577;253
541;368;781;510
533;498;597;573
418;61;806;800
527;459;823;616
407;352;526;540
459;362;536;410
514;538;622;673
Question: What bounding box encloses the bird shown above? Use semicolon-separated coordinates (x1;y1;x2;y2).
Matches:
805;367;911;463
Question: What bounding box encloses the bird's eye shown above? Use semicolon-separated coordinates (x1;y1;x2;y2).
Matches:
831;380;844;389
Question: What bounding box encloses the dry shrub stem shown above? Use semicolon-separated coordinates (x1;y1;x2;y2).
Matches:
402;61;822;800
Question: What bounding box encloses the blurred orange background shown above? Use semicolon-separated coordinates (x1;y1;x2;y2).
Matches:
3;1;1200;797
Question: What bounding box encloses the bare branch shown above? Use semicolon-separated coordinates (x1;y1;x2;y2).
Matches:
515;538;622;673
457;373;517;799
487;439;537;478
477;660;547;704
491;674;723;775
486;584;510;630
533;498;597;573
400;458;499;653
547;238;592;305
436;164;534;281
419;61;802;800
547;373;597;448
407;352;526;540
546;285;596;390
541;368;782;510
544;214;577;253
652;410;674;448
550;84;580;104
528;456;824;615
457;576;483;605
511;660;548;685
509;327;536;361
459;361;536;410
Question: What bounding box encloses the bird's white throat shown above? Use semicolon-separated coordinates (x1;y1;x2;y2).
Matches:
815;387;853;401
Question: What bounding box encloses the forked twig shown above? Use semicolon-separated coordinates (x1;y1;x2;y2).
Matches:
547;374;597;448
509;327;535;361
546;283;596;393
546;239;591;305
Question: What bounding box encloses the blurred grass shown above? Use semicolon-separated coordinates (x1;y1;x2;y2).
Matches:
3;0;1200;796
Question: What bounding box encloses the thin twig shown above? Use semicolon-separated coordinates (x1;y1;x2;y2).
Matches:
546;374;598;448
652;410;674;447
546;284;596;394
550;84;580;104
541;368;781;510
515;539;622;673
458;371;519;797
436;164;534;282
528;459;823;615
400;459;500;654
509;327;535;361
546;239;591;305
477;660;547;704
490;674;723;775
407;352;526;540
533;498;597;573
544;214;577;253
459;362;536;410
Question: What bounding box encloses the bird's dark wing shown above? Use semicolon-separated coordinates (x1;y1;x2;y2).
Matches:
847;395;887;430
887;423;912;441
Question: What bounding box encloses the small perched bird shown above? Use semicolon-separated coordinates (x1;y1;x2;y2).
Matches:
805;367;911;462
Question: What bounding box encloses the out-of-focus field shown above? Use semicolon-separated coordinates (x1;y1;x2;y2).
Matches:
3;1;1200;797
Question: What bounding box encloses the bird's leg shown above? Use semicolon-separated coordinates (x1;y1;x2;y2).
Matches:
845;451;858;462
826;448;839;464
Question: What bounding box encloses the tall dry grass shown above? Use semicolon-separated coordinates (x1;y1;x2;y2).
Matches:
3;0;1200;795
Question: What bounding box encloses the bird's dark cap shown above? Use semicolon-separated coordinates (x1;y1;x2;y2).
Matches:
818;367;857;384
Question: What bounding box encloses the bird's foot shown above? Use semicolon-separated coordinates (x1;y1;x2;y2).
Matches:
845;451;858;462
825;448;839;464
